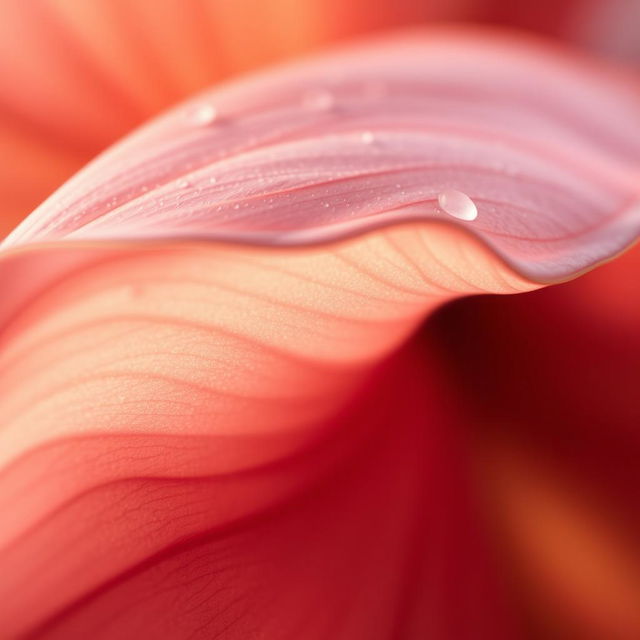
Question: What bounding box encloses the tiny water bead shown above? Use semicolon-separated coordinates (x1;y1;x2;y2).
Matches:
302;89;335;111
360;131;375;144
189;104;218;126
437;189;478;221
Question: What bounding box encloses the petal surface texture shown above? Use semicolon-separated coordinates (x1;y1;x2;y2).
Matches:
0;0;474;237
0;31;639;639
4;32;640;283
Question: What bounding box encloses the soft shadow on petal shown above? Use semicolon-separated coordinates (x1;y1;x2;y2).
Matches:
431;242;640;638
3;338;523;639
0;31;639;638
0;224;535;637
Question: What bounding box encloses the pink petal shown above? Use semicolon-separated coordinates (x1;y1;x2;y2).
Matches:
4;31;640;283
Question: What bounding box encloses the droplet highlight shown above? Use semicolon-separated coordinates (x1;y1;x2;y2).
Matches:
189;104;218;126
361;131;375;144
303;89;335;111
438;189;478;221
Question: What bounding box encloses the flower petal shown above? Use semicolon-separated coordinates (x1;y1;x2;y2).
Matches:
5;31;640;283
0;226;533;636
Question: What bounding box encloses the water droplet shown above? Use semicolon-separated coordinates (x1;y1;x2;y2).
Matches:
361;131;375;144
303;89;335;111
209;176;217;184
189;104;217;126
177;178;191;189
438;189;478;221
233;203;240;210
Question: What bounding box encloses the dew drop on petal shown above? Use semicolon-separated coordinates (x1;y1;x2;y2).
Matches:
303;89;335;111
438;189;478;221
177;178;191;189
361;131;375;144
189;104;218;126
